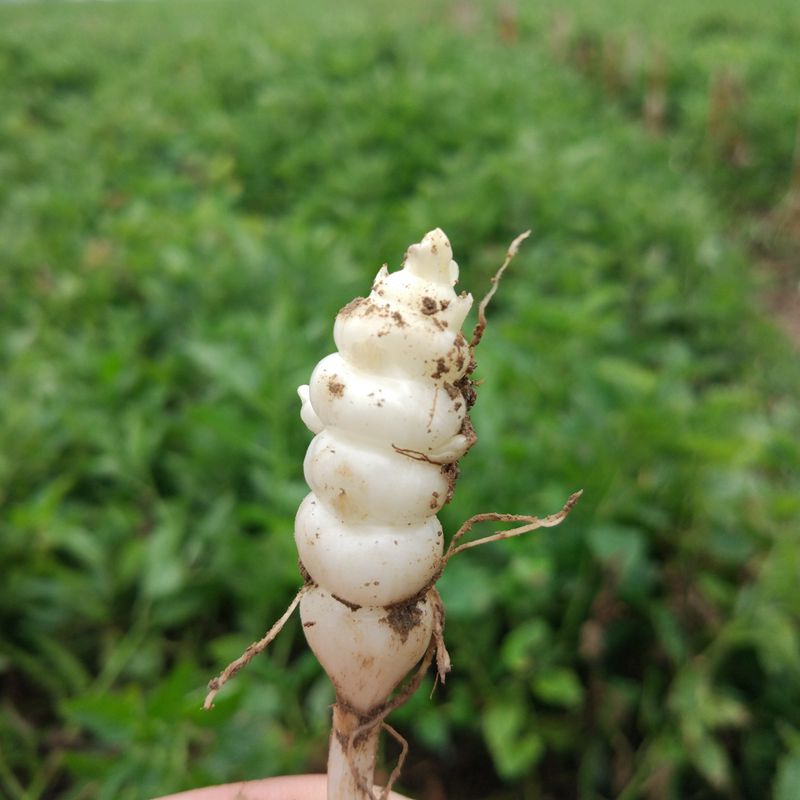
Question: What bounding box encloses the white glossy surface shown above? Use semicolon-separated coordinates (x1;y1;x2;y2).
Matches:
300;586;434;712
296;230;470;725
295;493;443;606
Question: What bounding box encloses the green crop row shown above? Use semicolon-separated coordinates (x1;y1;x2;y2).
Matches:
517;0;800;216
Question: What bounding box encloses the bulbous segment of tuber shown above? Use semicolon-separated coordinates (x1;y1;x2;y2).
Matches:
332;308;471;381
295;494;442;607
300;587;435;713
307;353;468;453
303;429;454;524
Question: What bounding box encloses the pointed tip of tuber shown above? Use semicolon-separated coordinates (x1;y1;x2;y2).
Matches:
425;226;448;241
404;228;458;286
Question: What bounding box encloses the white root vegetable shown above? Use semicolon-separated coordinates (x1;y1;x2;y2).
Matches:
204;229;581;800
297;230;471;799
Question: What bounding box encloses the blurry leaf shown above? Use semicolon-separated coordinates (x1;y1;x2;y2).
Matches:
707;694;749;729
185;340;260;402
29;632;90;695
532;668;585;709
751;603;800;676
501;620;550;673
146;661;203;720
437;558;497;619
587;523;645;583
141;504;186;602
775;754;800;800
483;697;545;779
670;665;748;731
412;706;451;752
689;733;731;790
62;687;141;746
775;731;800;800
650;605;688;663
594;356;658;396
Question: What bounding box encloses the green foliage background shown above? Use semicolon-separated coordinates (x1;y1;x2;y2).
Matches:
1;1;799;798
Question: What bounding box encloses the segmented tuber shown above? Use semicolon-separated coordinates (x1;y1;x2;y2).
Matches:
297;229;472;799
205;229;581;800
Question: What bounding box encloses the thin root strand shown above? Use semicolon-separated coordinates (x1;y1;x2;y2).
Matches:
470;230;531;350
203;586;308;710
431;588;451;687
444;489;583;562
379;723;409;800
391;444;441;464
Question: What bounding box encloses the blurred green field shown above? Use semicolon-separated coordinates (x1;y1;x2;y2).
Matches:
1;1;799;799
527;0;800;212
